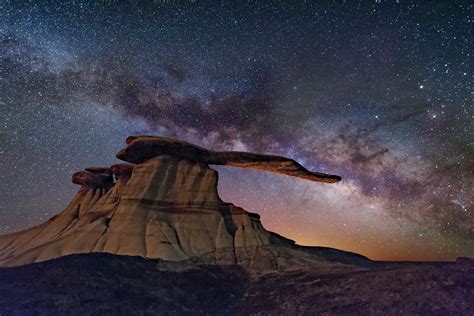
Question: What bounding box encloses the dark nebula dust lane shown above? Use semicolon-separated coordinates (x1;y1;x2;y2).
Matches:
0;1;472;260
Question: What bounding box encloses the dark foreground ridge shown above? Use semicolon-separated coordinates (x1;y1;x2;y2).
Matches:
0;253;472;315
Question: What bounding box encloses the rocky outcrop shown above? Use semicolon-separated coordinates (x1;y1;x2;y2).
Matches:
72;170;114;190
0;136;363;271
117;136;341;183
457;257;474;266
110;163;134;181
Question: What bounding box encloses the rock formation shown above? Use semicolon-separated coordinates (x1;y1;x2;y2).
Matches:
117;136;341;183
0;136;366;270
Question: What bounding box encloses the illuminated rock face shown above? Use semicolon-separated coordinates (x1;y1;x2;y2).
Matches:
0;136;366;271
91;155;274;265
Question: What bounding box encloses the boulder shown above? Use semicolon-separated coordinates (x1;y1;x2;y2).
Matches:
72;171;113;189
110;163;134;181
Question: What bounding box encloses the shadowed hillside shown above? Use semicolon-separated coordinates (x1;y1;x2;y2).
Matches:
0;253;472;315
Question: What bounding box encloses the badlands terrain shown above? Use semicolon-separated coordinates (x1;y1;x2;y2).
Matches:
0;136;472;314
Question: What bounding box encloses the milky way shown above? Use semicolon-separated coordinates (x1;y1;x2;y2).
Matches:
1;1;472;260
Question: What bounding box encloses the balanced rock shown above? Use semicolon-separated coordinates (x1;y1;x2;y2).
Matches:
117;136;341;183
0;136;367;271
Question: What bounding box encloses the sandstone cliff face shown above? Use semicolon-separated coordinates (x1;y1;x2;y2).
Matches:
0;136;366;271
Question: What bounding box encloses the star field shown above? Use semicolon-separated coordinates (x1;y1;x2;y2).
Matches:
0;1;472;260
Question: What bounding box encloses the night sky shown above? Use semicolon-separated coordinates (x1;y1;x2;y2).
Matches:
1;1;472;261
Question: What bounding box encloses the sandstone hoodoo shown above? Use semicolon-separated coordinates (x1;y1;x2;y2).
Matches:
0;136;365;270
